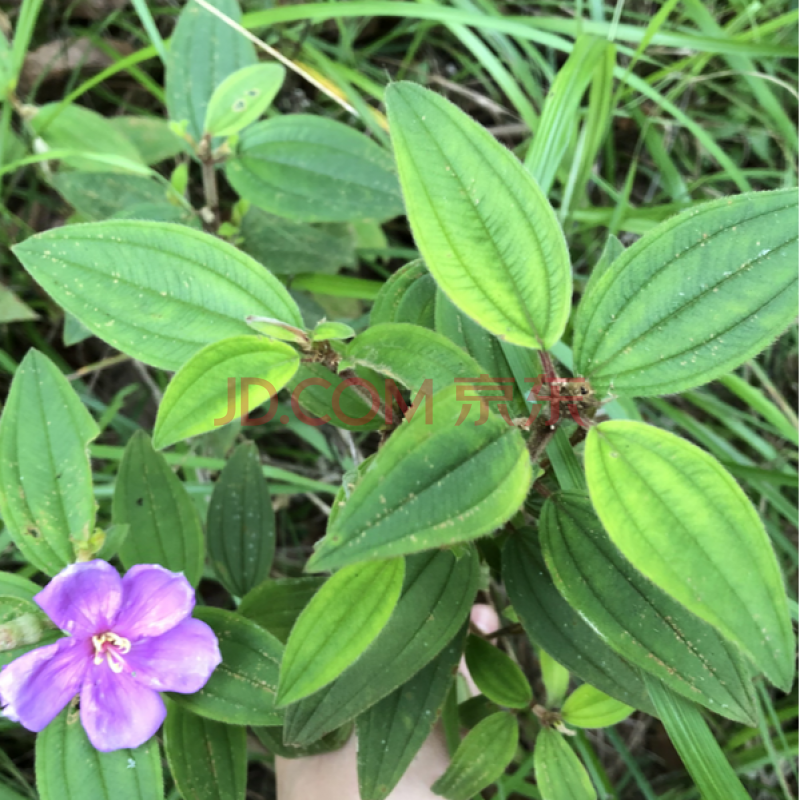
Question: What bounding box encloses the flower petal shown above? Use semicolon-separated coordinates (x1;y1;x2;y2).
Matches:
114;565;195;640
35;561;122;637
80;666;166;752
125;618;221;694
0;638;89;731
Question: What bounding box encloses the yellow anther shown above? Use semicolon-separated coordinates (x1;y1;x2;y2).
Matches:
91;632;131;671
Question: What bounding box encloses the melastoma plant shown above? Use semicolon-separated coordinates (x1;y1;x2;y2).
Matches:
0;2;797;798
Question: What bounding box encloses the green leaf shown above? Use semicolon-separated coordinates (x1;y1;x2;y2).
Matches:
170;607;283;726
106;116;185;165
533;728;596;800
370;260;435;329
0;285;37;323
50;172;173;221
643;675;750;800
431;712;518;800
278;558;405;706
585;421;795;691
163;703;246;800
307;384;531;571
539;649;570;709
240;207;356;276
246;316;308;344
342;322;485;395
573;189;799;397
0;595;60;669
0;571;40;601
238;577;325;643
152;336;299;449
112;431;205;586
254;722;352;759
207;441;275;598
0;350;98;575
502;529;655;714
312;320;355;342
356;642;461;800
385;81;571;350
464;635;532;709
284;549;478;746
560;685;633;729
165;0;256;143
226;116;404;223
204;63;285;137
12;220;302;370
540;492;758;724
36;707;163;800
30;104;144;173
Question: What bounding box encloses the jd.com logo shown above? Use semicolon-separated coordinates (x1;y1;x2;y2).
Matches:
214;373;593;428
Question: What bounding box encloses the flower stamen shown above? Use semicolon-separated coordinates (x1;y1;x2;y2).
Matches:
91;632;131;673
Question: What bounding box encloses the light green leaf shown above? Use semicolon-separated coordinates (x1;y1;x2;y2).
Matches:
533;728;596;800
204;63;285;137
30;104;144;173
246;316;308;343
240;207;356;276
152;336;299;449
0;350;98;575
284;549;477;746
356;642;460;800
585;421;795;690
0;572;40;601
226;116;404;222
163;703;246;800
370;260;435;329
106;116;185;164
0;285;37;323
278;558;405;706
165;0;256;143
464;635;532;709
385;81;571;350
12;220;302;370
207;442;275;598
431;712;518;800
561;684;633;729
644;675;750;800
502;529;655;714
112;431;205;586
342;322;485;395
36;707;163;800
541;493;758;724
312;320;355;342
573;189;799;397
307;384;531;571
170;607;283;726
539;649;570;709
238;577;325;643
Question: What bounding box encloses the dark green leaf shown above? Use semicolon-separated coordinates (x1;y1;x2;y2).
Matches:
163;703;246;800
533;728;596;800
502;529;655;714
170;607;283;726
112;431;205;586
464;635;532;709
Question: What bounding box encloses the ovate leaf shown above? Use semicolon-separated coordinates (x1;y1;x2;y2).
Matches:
586;421;795;690
112;432;204;586
356;642;460;800
12;221;302;371
163;703;246;800
533;728;596;800
36;707;163;800
284;549;477;745
307;384;531;571
385;81;571;349
431;712;518;800
152;336;299;449
238;577;325;643
573;189;799;397
165;0;256;143
204;63;286;137
278;558;405;705
560;685;633;729
106;116;185;164
226;116;403;223
170;607;283;726
540;493;758;724
464;635;532;709
207;442;276;598
0;350;98;575
502;529;655;714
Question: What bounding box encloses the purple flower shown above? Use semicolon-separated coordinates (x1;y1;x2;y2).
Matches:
0;560;221;752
